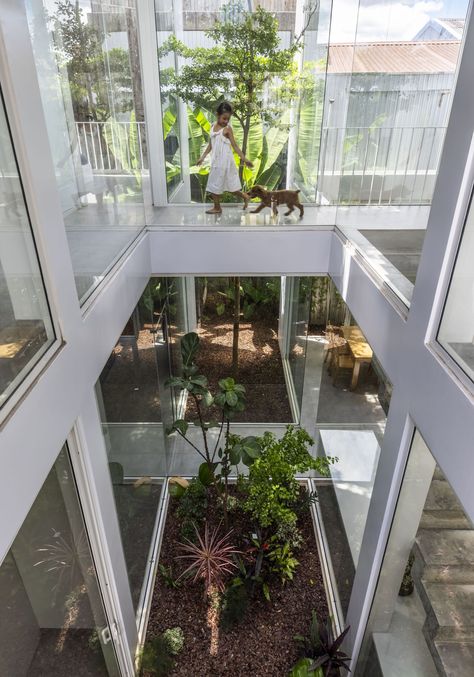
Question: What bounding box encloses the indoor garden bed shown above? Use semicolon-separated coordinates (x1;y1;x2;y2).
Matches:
139;334;351;677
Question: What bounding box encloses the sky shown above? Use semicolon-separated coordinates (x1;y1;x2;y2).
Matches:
329;0;470;42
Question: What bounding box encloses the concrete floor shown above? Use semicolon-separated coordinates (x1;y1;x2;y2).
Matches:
359;229;426;284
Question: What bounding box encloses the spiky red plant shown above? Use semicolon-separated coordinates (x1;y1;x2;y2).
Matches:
176;523;241;594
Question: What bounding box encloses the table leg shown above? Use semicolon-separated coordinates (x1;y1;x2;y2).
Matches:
351;359;361;390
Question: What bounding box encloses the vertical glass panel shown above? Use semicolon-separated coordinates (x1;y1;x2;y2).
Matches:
281;276;311;420
292;0;333;202
331;0;469;306
155;0;183;199
356;431;474;677
0;90;55;408
0;446;120;676
194;276;292;423
438;190;474;381
26;0;146;304
306;279;391;617
95;278;188;610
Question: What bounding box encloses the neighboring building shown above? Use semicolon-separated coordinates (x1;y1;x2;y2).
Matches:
414;17;465;41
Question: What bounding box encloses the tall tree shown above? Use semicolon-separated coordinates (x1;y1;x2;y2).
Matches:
160;2;317;183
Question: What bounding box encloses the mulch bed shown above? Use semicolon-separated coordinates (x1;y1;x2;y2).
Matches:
187;316;292;423
144;489;329;676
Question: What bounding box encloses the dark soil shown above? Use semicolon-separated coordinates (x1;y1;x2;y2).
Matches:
187;316;293;423
100;323;161;423
145;490;329;676
28;629;108;676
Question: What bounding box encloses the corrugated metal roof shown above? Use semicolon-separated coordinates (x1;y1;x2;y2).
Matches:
327;41;460;74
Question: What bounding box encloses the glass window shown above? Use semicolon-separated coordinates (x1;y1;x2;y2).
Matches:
308;279;392;618
95;277;190;610
26;0;146;304
356;431;474;677
155;0;183;199
438;190;474;381
329;0;470;307
0;90;55;409
0;446;120;676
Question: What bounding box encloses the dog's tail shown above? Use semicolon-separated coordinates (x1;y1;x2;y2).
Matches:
295;189;301;194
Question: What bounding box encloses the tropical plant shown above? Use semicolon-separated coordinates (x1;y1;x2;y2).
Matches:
103;111;142;187
161;627;184;656
140;635;175;676
175;477;208;540
220;577;250;630
166;332;261;523
158;563;182;590
293;613;351;675
268;539;299;583
159;2;318;190
176;523;241;595
243;426;333;531
288;658;323;677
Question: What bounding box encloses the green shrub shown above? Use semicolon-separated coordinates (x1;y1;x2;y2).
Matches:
140;636;174;676
175;477;207;539
220;581;250;630
244;426;332;530
162;627;184;655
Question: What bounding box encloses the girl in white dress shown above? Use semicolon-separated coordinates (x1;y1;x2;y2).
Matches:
197;101;253;214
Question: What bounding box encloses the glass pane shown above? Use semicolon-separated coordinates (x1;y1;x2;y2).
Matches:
0;90;55;408
356;431;474;677
193;276;292;423
282;276;312;419
0;446;120;676
155;0;183;199
331;0;470;306
438;190;474;381
96;281;180;610
26;0;146;304
308;279;391;617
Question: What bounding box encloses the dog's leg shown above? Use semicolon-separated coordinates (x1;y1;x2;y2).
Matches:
272;201;278;217
250;203;266;214
298;203;304;218
284;204;295;216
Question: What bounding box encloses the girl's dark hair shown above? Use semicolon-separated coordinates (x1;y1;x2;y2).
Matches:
216;101;233;115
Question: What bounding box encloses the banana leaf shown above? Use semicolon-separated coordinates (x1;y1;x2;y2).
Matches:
296;81;324;191
163;107;177;140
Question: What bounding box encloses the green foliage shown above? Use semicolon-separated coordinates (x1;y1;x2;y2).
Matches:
161;627;184;656
214;377;246;418
175;478;207;540
268;540;299;583
220;579;250;630
275;522;304;552
293;613;351;675
140;635;175;676
158;563;181;590
159;3;317;190
288;658;323;677
244;426;333;530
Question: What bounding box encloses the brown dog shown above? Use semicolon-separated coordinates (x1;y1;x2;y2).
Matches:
247;184;304;218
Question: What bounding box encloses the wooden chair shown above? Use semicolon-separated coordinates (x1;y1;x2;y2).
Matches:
332;345;355;386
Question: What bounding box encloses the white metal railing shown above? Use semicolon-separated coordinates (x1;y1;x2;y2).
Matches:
318;125;447;205
76;119;446;205
75;120;148;173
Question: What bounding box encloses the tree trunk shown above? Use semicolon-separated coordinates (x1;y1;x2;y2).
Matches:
232;276;240;375
239;116;251;184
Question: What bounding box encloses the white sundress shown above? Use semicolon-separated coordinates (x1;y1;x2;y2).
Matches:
206;124;242;195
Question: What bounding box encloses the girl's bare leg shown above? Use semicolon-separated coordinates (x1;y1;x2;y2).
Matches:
206;193;222;214
232;190;249;209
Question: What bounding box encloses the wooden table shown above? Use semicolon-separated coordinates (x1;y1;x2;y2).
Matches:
342;326;373;390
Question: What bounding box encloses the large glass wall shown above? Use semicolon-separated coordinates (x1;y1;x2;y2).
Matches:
356;431;474;676
95;277;187;610
332;0;470;306
26;0;146;304
0;89;55;409
306;279;392;617
438;188;474;381
0;446;120;676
